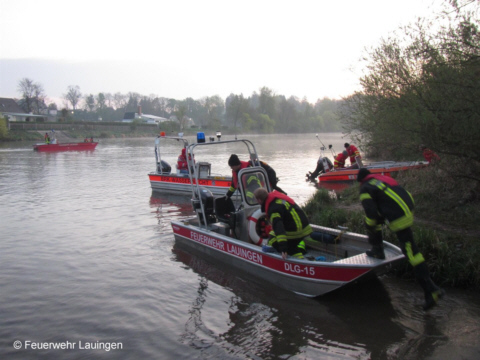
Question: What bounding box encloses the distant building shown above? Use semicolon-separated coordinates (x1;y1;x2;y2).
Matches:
121;106;170;124
0;97;53;122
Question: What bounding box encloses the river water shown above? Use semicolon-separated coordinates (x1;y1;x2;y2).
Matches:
0;133;479;360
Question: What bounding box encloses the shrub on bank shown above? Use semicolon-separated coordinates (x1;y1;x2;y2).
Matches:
302;180;480;290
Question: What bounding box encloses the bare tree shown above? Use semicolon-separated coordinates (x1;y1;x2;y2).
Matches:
64;85;82;111
17;78;46;114
174;102;188;130
113;92;127;111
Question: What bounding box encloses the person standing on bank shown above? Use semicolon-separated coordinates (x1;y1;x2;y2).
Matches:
253;187;311;260
344;143;363;168
357;168;444;310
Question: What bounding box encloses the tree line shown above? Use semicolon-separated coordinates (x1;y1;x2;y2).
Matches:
340;0;479;190
14;79;343;133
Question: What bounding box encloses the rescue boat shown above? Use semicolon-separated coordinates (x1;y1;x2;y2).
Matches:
317;161;428;183
171;138;405;297
305;135;428;184
33;141;98;152
148;133;232;196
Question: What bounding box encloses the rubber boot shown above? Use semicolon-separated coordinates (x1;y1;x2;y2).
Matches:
414;263;444;310
366;230;385;259
366;245;385;259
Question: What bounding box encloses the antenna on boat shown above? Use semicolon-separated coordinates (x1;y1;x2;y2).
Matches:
315;134;336;157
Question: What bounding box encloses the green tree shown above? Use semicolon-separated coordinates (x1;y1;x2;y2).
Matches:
341;0;480;184
226;93;249;130
174;102;188;130
84;94;95;112
258;86;276;119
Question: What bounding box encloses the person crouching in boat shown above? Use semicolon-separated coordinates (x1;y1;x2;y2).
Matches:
334;150;349;169
357;168;444;310
344;143;363;168
253;187;311;260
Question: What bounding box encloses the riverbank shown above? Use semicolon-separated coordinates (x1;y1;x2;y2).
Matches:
303;167;480;290
1;122;174;142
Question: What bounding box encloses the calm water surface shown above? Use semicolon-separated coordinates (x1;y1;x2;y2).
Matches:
1;133;479;359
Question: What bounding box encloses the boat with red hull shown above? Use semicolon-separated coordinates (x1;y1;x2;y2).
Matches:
33;142;98;152
148;134;232;196
171;139;405;297
318;161;428;183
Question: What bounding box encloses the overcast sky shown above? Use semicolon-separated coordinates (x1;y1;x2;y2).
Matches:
0;0;441;105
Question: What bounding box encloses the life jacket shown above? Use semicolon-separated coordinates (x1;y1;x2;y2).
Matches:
263;190;312;241
231;161;250;189
177;148;194;170
334;152;347;168
177;148;188;170
362;173;398;187
360;174;414;232
264;191;296;215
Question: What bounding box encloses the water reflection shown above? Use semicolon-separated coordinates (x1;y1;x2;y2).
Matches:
172;245;408;359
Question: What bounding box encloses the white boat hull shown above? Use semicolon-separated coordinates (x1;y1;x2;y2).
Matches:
171;220;405;297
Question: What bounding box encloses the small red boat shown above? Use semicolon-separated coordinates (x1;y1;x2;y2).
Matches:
318;161;428;183
33;142;98;152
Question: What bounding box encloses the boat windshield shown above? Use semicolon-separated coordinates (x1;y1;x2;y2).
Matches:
241;170;268;206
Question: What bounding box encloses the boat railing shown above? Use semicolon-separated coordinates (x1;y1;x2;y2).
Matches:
154;135;189;175
186;139;262;230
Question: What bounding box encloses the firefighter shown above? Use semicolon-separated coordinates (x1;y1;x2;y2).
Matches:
253;187;311;260
344;142;362;168
334;150;348;169
357;168;444;310
225;154;262;203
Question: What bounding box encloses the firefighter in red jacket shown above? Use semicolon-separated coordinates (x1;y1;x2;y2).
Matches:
334;150;348;169
177;148;188;173
254;188;311;259
357;168;444;310
344;143;362;168
225;154;262;203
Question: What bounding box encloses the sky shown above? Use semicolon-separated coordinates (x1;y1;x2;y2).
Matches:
0;0;442;106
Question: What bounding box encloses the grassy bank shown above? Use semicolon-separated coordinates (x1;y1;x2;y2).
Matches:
303;167;480;290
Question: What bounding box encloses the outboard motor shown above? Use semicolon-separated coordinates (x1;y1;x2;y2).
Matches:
157;160;171;174
306;157;333;182
214;196;236;227
192;187;216;224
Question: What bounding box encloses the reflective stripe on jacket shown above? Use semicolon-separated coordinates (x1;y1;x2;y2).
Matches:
359;174;415;232
263;190;312;243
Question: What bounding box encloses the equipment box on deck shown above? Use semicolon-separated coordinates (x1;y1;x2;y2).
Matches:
211;222;230;236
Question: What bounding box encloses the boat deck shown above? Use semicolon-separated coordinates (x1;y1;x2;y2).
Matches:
334;248;399;265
